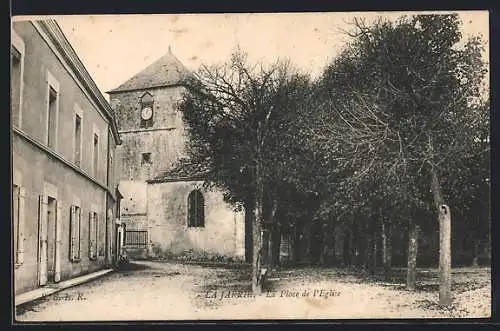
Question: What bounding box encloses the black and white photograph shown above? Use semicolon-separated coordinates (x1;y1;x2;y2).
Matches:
11;11;491;321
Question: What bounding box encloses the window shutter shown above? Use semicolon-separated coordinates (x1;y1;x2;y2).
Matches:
38;194;48;286
100;212;105;257
107;214;113;261
70;205;76;261
16;187;25;264
55;202;61;282
77;207;82;259
95;213;99;257
89;212;94;259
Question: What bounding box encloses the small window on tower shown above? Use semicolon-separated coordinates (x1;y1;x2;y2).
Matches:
141;152;152;165
140;92;154;128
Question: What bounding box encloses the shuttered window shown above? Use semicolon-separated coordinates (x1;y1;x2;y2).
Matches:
11;47;22;127
47;86;58;149
70;205;81;261
92;133;99;178
74;114;82;167
13;185;25;265
89;212;98;260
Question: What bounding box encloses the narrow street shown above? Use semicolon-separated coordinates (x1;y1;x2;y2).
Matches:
16;261;491;321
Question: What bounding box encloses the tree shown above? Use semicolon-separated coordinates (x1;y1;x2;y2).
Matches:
178;49;312;294
306;14;488;296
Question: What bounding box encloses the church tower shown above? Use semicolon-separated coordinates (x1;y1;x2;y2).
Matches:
108;47;193;183
108;49;245;260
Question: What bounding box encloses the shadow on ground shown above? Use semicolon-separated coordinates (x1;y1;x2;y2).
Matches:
116;261;151;271
357;267;491;293
197;263;491;298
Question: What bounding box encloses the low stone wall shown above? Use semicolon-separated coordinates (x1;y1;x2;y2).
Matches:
150;247;245;264
123;246;148;260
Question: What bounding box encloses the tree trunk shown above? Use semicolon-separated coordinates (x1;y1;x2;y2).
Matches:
271;224;281;267
252;203;263;294
472;241;479;267
319;224;331;266
304;224;311;262
289;225;296;262
363;226;372;272
430;164;452;306
381;220;392;278
487;222;491;261
319;225;325;266
406;221;419;291
319;243;325;266
355;228;362;268
430;165;444;209
269;197;279;267
244;199;254;263
371;230;378;275
438;204;452;305
337;225;345;267
348;227;355;267
365;220;376;275
252;158;265;295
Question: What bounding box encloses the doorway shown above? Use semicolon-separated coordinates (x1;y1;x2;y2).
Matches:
38;193;60;286
46;196;56;283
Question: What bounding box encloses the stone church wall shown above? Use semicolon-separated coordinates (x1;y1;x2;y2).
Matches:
111;85;188;182
109;63;247;261
147;181;245;260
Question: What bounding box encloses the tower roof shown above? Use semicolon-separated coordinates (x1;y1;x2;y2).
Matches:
107;48;193;93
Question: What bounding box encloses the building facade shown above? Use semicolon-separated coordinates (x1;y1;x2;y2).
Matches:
108;49;246;260
11;20;123;295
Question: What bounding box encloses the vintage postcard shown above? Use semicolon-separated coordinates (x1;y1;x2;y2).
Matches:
11;11;490;321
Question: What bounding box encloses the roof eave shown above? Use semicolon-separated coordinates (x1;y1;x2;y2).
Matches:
106;81;192;95
146;176;206;184
37;19;122;144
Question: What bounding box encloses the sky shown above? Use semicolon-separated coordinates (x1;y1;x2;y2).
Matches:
15;11;489;101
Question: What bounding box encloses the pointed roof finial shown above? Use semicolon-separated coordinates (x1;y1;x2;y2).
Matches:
107;45;193;93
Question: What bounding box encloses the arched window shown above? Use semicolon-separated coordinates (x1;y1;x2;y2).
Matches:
187;190;205;227
139;92;154;128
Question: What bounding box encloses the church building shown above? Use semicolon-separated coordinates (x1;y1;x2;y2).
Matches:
108;48;246;261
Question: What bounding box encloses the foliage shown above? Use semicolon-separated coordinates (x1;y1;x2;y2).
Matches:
178;48;312;215
304;14;489;239
177;14;490;269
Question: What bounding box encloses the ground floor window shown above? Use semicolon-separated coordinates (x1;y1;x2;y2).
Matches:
13;185;25;265
89;212;98;260
70;205;81;261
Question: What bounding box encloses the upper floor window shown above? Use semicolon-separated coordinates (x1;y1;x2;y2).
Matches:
139;92;154;128
11;48;22;127
11;29;24;128
47;88;58;149
74;113;82;167
187;190;205;228
46;71;60;150
93;133;99;178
